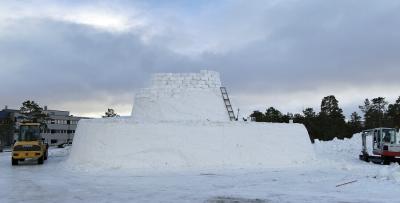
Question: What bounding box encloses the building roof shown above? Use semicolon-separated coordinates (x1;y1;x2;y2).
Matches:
1;109;19;113
1;108;90;119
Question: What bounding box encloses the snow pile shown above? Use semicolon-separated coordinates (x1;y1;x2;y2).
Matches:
313;134;374;164
67;118;315;171
132;70;228;122
376;165;400;182
313;135;362;164
312;133;380;172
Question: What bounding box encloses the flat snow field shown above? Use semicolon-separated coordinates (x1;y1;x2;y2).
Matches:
2;142;400;203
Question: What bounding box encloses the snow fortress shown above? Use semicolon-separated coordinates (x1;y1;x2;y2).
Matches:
132;70;228;122
67;70;315;171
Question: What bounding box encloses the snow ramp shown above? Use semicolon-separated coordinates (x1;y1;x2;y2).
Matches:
66;119;315;171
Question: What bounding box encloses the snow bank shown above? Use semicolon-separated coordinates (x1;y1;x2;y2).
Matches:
313;134;374;164
131;70;229;122
66;118;314;171
312;133;381;172
313;135;362;164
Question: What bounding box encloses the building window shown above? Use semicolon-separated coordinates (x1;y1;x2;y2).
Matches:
51;139;57;144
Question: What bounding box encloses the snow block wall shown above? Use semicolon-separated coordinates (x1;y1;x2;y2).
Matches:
67;70;315;172
67;119;315;171
132;70;229;122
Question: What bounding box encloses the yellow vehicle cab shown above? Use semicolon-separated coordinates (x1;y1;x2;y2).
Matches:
12;123;48;165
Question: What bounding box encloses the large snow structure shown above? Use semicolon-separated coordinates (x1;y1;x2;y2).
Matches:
67;70;315;171
68;120;314;171
132;70;229;122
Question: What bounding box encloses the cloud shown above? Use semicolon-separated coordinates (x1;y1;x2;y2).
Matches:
1;0;400;117
0;18;196;116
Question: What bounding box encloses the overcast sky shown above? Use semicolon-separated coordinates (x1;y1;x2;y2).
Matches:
1;0;400;118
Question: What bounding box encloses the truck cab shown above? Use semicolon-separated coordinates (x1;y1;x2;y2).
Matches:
12;123;48;165
372;128;400;157
360;128;400;164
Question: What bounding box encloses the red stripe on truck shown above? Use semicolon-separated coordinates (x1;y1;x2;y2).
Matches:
381;151;400;157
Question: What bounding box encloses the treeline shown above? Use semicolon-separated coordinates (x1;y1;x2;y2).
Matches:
250;95;400;142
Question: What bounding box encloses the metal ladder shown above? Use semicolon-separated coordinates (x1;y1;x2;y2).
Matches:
220;87;236;121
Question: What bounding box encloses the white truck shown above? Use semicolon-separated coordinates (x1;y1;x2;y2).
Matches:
359;128;400;164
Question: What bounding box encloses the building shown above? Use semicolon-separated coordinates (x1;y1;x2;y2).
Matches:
41;107;90;145
0;106;90;147
0;108;16;147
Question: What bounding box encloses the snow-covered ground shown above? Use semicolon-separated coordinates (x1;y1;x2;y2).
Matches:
2;138;400;203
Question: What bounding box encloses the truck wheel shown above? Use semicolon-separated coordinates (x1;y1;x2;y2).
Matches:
38;156;44;165
382;156;390;165
359;154;370;162
363;155;370;162
12;158;18;165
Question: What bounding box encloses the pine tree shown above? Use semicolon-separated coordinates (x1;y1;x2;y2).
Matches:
104;108;119;118
321;95;344;118
319;95;348;140
281;113;293;123
249;111;265;122
359;99;371;115
387;96;400;128
360;97;388;128
265;107;283;122
347;112;362;135
293;113;304;123
303;108;316;118
302;107;319;142
19;100;47;123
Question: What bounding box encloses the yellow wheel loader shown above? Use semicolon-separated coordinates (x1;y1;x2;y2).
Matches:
12;123;48;165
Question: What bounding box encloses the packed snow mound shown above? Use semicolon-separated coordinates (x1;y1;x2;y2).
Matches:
131;70;229;122
67;118;315;171
313;134;373;163
312;134;378;172
313;135;362;164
